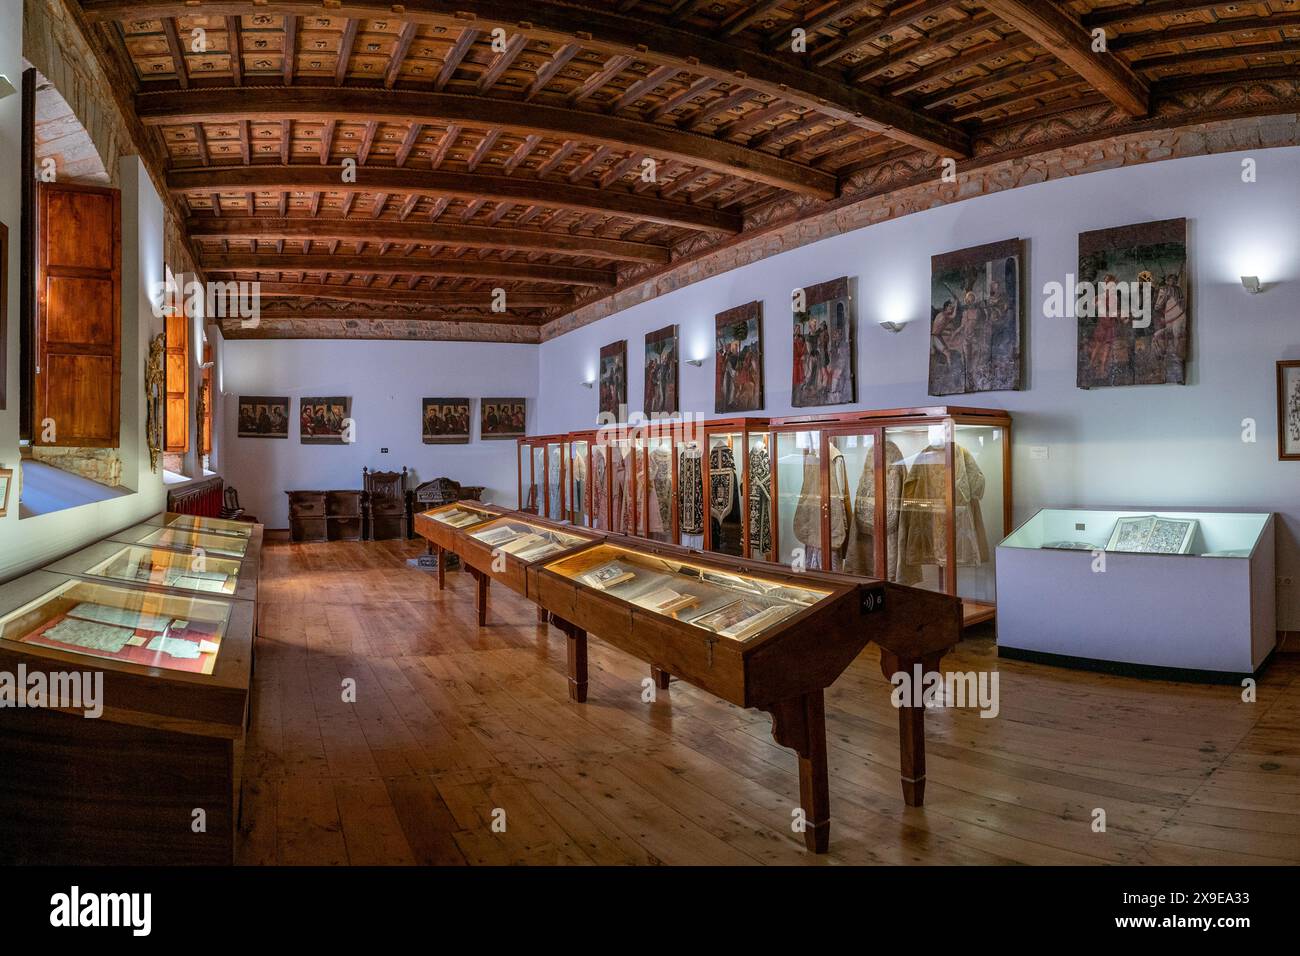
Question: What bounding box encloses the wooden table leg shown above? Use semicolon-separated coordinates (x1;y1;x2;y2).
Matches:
467;567;489;627
537;604;549;624
763;690;830;853
650;666;671;690
880;650;940;807
562;622;588;703
435;544;446;591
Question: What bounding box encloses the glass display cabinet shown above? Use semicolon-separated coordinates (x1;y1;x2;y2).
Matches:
452;513;602;626
516;435;567;517
589;425;639;536
144;512;253;538
700;417;774;561
0;568;255;864
0;575;235;676
998;509;1275;677
48;541;254;602
110;523;251;560
771;406;1010;626
413;501;503;589
528;534;962;851
567;430;596;527
634;421;681;543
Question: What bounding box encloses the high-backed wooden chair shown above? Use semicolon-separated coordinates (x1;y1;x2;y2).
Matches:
363;466;408;540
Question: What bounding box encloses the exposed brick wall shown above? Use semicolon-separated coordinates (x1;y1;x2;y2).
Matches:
31;446;123;486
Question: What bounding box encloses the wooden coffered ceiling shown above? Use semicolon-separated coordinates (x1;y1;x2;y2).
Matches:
74;0;1300;341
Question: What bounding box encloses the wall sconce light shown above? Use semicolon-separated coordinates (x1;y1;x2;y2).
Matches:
1240;275;1263;294
580;380;594;389
685;358;705;367
878;320;908;333
0;76;15;100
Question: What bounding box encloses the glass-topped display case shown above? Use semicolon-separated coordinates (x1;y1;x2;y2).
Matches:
541;541;834;642
111;523;250;560
771;406;1010;626
144;512;254;538
464;515;591;564
49;542;250;600
0;577;234;675
998;509;1275;677
701;417;774;561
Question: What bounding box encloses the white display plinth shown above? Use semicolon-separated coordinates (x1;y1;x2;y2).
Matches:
996;509;1275;678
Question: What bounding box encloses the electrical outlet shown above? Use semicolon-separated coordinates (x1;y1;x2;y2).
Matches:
380;447;389;454
1029;446;1049;460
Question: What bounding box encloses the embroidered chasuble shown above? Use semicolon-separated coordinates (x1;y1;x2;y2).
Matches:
896;443;989;585
678;444;704;535
747;443;773;556
844;440;906;578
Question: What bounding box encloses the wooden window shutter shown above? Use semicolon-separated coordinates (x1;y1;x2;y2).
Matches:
164;312;189;453
34;182;122;448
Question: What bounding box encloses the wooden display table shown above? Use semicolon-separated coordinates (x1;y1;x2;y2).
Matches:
417;506;961;852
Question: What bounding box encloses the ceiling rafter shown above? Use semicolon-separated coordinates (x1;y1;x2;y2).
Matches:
189;214;670;264
84;0;970;156
206;251;616;287
135;87;839;198
255;282;573;308
980;0;1150;116
167;165;742;233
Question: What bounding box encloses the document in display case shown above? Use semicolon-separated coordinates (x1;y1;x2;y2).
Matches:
528;537;959;852
997;508;1275;677
413;501;504;587
453;514;601;625
0;568;255;865
145;512;254;538
0;577;233;675
112;523;250;560
48;541;253;602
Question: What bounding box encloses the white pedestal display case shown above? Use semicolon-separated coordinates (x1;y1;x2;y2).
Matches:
996;509;1275;679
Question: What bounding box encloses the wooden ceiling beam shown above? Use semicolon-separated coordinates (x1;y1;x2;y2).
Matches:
170;173;742;239
205;252;616;287
436;27;478;90
255;281;573;308
187;214;670;261
525;42;580;101
161;17;189;89
226;16;242;85
813;0;961;68
477;32;527;92
1083;2;1240;30
86;0;968;156
335;18;358;84
980;0;1150;116
136;86;838;198
282;13;297;84
385;22;418;88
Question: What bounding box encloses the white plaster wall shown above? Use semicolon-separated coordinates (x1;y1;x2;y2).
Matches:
535;146;1300;628
218;339;538;527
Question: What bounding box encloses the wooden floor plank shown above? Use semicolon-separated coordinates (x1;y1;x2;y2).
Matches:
236;537;1300;865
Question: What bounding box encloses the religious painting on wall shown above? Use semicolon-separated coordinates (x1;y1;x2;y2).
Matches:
929;239;1024;396
1278;361;1300;461
481;398;526;440
422;398;470;444
299;396;352;445
792;277;855;407
643;325;679;417
715;301;763;414
237;395;290;438
599;340;627;419
1077;217;1189;389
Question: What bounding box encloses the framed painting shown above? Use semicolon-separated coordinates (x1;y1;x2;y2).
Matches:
715;301;763;414
422;398;470;444
299;396;352;445
237;395;289;438
482;398;525;440
930;238;1024;396
1077;217;1189;389
0;466;11;518
643;325;679;417
599;340;627;419
792;277;855;407
1278;361;1300;460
